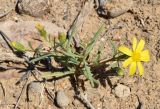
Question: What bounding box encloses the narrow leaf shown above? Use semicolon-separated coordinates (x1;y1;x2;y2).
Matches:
108;39;117;56
84;25;104;58
68;57;79;65
41;68;75;78
93;43;104;65
62;50;82;58
30;53;54;63
28;41;34;51
40;29;47;41
83;62;99;87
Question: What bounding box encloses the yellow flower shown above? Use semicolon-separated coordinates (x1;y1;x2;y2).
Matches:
35;22;44;30
118;37;150;76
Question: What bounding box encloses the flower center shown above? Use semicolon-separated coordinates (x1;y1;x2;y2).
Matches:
132;51;140;62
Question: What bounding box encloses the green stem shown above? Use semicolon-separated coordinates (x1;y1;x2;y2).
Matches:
89;54;128;67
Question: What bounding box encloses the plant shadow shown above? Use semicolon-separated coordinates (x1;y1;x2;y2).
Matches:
92;64;118;88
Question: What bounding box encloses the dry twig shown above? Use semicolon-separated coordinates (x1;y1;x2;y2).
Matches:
67;0;94;48
76;92;95;109
0;82;6;101
14;72;29;109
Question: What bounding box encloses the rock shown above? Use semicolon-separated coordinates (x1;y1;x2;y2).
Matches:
98;0;134;18
56;90;70;108
17;0;50;17
0;20;66;49
138;0;160;5
114;84;130;98
27;81;44;108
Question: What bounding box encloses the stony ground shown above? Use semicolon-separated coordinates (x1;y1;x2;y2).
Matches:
0;0;160;109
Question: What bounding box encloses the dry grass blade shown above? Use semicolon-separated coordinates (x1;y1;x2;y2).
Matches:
14;77;28;109
0;82;6;101
67;0;94;46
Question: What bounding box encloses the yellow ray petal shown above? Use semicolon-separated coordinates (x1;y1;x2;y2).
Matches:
129;62;137;76
140;50;150;62
132;37;137;51
137;62;144;76
122;57;133;68
118;46;132;56
136;39;145;52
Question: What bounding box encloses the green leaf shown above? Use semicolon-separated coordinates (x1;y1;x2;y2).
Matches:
28;41;34;51
30;53;54;63
115;54;129;61
62;50;82;58
39;29;47;41
84;25;104;59
68;57;79;65
10;41;26;52
108;39;117;56
93;43;104;65
41;68;75;78
66;24;77;48
83;62;99;87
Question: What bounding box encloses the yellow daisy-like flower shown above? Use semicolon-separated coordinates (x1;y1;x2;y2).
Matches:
118;37;150;76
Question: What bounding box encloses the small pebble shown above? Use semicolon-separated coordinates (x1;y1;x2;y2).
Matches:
114;84;130;98
28;81;44;94
56;90;70;108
